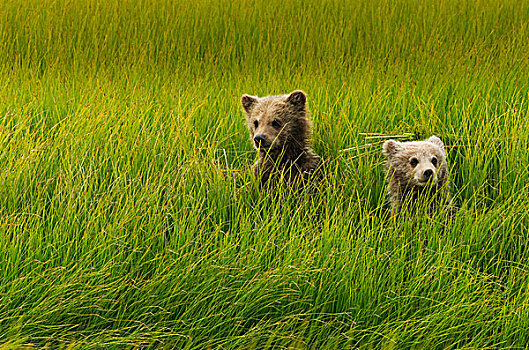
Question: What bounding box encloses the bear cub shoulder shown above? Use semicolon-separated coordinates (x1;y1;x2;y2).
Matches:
241;90;321;186
383;136;452;215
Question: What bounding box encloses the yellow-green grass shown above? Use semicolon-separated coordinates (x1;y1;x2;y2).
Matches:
0;0;528;348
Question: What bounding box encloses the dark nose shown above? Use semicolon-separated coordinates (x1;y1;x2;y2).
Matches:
423;169;434;179
253;134;266;146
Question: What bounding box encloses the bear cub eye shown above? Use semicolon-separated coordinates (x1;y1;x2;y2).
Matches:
253;120;258;128
271;119;282;129
432;157;438;166
410;158;419;167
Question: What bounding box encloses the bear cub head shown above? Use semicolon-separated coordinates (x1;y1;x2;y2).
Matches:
241;90;310;154
383;136;448;188
383;136;452;215
240;90;321;187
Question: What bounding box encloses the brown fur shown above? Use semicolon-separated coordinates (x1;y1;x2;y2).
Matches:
241;90;321;186
383;136;451;215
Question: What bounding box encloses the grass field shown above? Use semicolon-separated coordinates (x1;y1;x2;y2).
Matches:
0;0;528;348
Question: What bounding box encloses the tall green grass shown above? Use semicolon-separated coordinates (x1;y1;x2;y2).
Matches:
0;0;528;348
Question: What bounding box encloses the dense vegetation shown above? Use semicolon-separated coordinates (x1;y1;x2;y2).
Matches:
0;0;528;348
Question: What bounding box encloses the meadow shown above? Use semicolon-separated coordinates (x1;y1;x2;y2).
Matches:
0;0;528;348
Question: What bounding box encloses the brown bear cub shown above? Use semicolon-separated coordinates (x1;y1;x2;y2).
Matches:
241;90;321;186
383;136;452;215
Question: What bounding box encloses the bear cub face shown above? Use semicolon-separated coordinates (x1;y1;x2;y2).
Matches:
383;136;451;214
383;136;447;188
241;90;308;154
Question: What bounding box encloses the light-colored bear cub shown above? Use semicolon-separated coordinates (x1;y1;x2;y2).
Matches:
383;136;452;215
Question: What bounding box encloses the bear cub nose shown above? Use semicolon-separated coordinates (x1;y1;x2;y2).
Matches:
423;169;434;179
253;134;266;146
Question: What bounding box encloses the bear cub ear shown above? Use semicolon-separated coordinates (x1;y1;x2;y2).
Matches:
427;135;445;152
286;90;307;108
241;94;258;113
383;140;401;156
